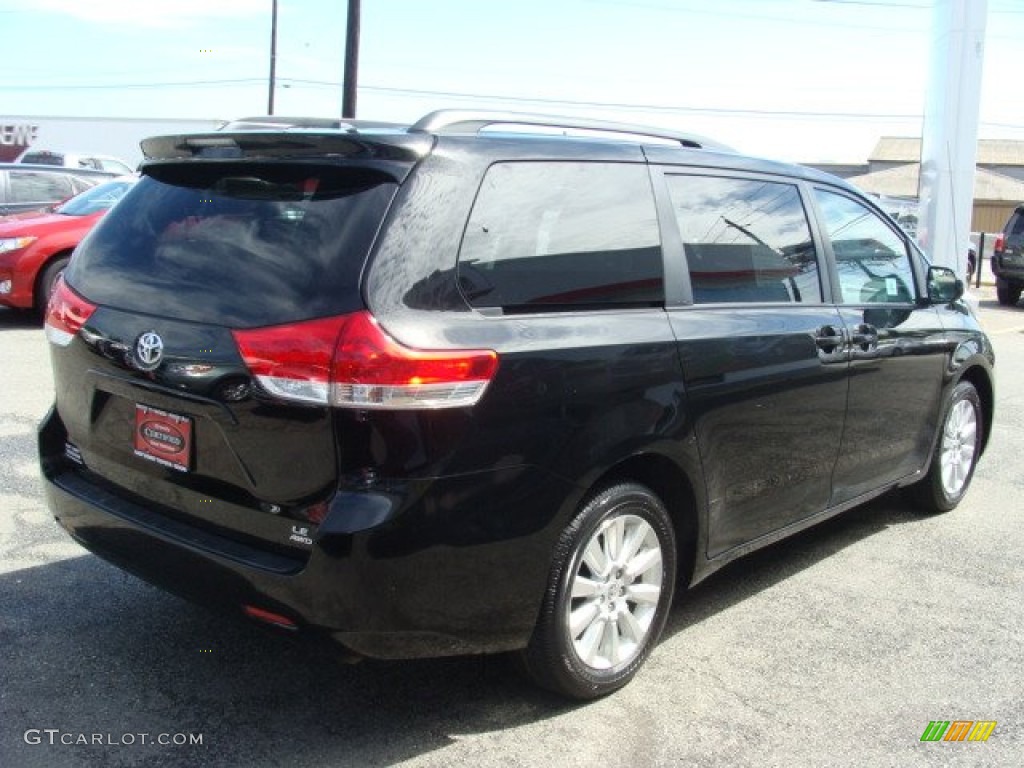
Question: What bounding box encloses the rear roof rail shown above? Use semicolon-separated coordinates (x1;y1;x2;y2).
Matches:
409;109;732;151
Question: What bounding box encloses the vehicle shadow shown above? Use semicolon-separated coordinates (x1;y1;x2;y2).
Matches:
977;297;1022;312
0;492;925;768
663;490;925;639
0;306;40;330
0;553;571;768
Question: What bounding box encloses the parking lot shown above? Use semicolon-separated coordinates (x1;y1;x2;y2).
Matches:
1;289;1021;768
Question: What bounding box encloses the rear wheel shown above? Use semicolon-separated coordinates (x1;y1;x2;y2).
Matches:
910;381;983;513
995;278;1022;307
36;256;70;314
519;483;676;699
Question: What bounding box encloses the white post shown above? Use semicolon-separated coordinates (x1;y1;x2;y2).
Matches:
917;0;987;277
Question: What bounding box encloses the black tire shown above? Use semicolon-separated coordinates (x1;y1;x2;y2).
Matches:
36;256;70;314
909;381;983;513
995;278;1022;307
518;482;677;699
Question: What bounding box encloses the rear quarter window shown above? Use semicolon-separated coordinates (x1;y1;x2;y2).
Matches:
458;161;663;312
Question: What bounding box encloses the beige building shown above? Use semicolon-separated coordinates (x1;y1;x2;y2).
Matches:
845;137;1024;232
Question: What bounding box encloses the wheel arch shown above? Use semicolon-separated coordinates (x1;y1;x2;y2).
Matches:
33;248;74;311
958;365;994;454
590;452;701;588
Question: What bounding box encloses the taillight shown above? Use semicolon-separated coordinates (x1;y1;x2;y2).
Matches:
44;277;97;347
331;311;498;409
233;311;499;410
993;233;1005;253
233;315;348;405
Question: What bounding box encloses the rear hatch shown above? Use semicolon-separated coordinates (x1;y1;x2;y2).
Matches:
46;147;416;558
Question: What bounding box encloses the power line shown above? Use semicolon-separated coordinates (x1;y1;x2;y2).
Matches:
588;0;924;32
0;78;264;91
344;82;925;122
4;77;1018;131
0;75;927;122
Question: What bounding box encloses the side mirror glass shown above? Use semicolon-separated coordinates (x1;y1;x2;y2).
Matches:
927;265;963;304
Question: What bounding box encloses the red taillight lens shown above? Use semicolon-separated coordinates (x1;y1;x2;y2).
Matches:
233;315;349;405
994;233;1005;253
44;276;97;347
330;311;498;409
233;311;499;410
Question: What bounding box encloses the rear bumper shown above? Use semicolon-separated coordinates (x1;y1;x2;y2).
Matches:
992;253;1024;283
39;408;574;659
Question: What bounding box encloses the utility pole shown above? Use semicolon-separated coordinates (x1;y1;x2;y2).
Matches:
268;0;279;115
917;0;987;275
342;0;361;118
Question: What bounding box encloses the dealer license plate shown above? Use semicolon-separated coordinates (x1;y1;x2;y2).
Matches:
133;404;193;472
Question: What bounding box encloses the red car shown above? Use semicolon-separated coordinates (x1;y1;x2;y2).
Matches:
0;177;134;312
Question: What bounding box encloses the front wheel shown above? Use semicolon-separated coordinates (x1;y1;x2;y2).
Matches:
518;483;677;699
910;381;983;513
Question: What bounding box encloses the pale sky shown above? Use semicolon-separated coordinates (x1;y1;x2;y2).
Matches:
0;0;1021;163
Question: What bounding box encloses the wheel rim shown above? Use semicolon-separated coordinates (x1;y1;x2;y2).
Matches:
566;513;663;671
940;398;978;497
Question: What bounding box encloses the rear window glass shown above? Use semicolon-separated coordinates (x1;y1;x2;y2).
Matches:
1010;212;1024;237
458;162;663;311
67;163;397;327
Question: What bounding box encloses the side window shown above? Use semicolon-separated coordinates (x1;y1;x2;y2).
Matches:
8;171;73;204
459;162;663;310
665;174;822;304
1009;212;1024;237
815;189;916;304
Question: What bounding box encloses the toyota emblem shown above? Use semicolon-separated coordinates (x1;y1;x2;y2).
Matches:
134;331;164;371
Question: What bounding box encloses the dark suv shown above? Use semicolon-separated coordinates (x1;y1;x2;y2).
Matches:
993;204;1024;306
40;111;994;699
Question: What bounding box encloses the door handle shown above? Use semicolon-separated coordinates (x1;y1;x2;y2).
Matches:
814;325;844;355
850;323;878;352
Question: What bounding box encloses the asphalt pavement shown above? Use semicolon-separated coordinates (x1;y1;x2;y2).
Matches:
1;288;1021;768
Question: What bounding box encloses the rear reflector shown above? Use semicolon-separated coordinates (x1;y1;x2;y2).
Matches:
44;277;97;347
242;604;298;630
233;311;498;410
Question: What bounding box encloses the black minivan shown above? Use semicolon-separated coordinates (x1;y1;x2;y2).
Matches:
40;111;994;699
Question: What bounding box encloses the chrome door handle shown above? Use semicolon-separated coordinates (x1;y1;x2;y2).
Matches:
850;323;878;352
814;325;844;355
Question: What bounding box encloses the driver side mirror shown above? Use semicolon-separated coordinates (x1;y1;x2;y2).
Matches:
926;265;963;304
